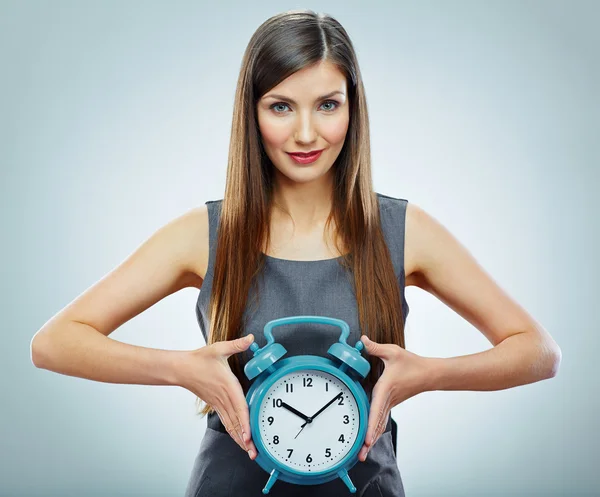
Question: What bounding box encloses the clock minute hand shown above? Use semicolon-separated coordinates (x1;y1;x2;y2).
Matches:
294;392;343;439
309;392;343;422
280;401;310;422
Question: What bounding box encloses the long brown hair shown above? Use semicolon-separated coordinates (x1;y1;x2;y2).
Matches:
196;9;405;417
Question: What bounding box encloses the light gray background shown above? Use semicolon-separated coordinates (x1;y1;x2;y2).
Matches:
2;1;598;496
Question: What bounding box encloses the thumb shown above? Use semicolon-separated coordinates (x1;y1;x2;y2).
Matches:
226;334;255;356
361;335;389;360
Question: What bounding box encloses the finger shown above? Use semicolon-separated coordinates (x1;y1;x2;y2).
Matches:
217;398;246;451
358;416;380;462
213;405;238;448
359;402;390;462
373;405;390;446
358;444;369;462
232;392;259;460
214;404;238;447
235;403;251;447
226;390;259;460
224;394;248;451
365;388;390;448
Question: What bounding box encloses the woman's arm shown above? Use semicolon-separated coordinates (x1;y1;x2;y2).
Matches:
31;320;187;386
405;202;561;392
422;329;560;392
30;205;208;388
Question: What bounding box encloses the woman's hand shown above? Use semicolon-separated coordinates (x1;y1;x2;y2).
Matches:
358;335;431;462
179;334;258;460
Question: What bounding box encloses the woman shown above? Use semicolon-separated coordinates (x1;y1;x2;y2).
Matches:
31;9;562;497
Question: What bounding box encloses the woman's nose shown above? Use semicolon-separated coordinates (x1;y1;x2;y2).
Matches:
293;111;318;143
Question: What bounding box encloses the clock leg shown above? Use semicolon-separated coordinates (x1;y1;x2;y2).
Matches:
262;469;280;494
337;468;357;493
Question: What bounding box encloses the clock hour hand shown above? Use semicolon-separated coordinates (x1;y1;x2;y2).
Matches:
280;401;311;422
309;392;343;422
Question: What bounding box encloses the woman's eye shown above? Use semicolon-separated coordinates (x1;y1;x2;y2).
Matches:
320;100;338;112
270;100;339;114
271;103;289;113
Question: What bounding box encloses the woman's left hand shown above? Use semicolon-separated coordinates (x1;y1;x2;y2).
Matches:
358;335;432;462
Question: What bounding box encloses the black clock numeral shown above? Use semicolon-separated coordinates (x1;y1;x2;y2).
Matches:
287;449;293;458
325;448;332;457
306;453;312;463
325;382;329;392
343;415;349;424
338;434;345;443
273;398;282;408
303;377;313;387
267;416;274;425
273;435;279;444
286;383;294;393
338;396;344;405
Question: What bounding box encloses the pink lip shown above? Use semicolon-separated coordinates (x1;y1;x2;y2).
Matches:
287;150;324;164
288;149;324;157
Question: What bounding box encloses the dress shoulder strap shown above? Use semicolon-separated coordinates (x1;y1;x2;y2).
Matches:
204;199;223;280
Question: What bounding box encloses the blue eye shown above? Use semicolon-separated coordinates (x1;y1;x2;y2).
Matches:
271;103;290;113
270;100;339;114
320;100;338;112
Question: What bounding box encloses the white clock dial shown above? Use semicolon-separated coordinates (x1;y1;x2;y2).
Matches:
258;369;360;472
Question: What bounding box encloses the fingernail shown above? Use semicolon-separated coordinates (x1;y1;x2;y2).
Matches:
242;431;247;441
248;449;254;458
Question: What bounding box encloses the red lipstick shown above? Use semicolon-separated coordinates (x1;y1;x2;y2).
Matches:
287;149;324;164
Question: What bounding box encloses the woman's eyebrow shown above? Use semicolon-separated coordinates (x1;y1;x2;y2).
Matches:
262;90;345;104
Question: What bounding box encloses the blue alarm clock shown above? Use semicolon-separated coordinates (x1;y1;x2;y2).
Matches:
243;315;371;494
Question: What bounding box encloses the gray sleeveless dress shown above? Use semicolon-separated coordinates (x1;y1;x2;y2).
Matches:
185;193;410;497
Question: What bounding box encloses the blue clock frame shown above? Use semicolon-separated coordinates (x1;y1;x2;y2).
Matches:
243;315;371;494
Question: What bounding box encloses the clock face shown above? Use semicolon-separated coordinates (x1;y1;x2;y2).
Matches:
257;369;360;473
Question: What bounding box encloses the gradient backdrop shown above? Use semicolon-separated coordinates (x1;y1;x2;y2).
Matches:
2;1;598;496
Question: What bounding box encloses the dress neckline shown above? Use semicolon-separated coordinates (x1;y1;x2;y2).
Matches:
262;253;346;263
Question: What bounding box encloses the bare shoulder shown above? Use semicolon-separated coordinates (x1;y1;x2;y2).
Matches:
139;203;210;288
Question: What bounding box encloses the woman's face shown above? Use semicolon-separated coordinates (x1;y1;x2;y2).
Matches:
256;60;350;185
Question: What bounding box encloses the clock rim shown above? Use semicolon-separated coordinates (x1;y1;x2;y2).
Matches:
246;355;370;480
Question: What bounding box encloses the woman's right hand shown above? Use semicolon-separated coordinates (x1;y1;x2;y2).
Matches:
179;334;258;460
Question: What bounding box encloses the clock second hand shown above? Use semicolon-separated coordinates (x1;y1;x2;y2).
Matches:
279;401;312;440
294;422;309;439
